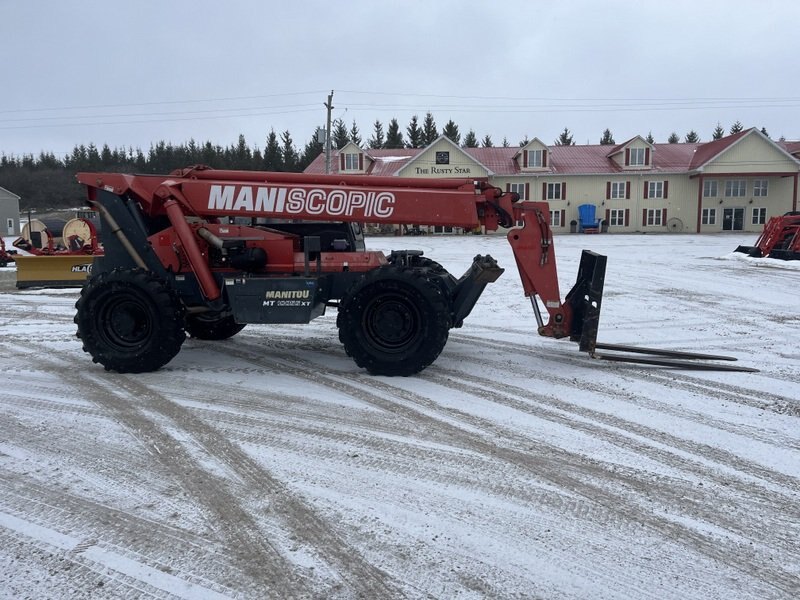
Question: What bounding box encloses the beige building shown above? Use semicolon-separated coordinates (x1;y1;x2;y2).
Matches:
306;128;800;234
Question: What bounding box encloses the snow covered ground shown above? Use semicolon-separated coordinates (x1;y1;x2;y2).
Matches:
0;232;798;599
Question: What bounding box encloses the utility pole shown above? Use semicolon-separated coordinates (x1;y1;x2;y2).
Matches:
324;90;334;174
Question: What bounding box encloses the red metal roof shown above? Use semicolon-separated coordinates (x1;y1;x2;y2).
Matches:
688;128;751;170
779;140;800;155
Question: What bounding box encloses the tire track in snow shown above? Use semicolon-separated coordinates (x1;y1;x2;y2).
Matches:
219;338;800;598
19;349;309;599
452;332;800;419
105;372;402;600
420;366;799;549
0;474;236;598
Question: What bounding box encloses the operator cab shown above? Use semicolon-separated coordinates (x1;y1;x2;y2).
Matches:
231;217;366;253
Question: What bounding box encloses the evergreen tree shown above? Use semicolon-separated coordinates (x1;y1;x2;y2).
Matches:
385;118;404;149
100;144;113;166
668;132;680;143
280;130;299;171
349;120;362;147
263;129;282;171
518;135;529;147
730;120;744;134
201;142;218;167
646;131;655;144
684;130;700;143
134;147;147;171
406;115;423;148
600;128;615;145
368;120;385;149
422;112;438;145
712;122;725;140
332;118;349;150
232;134;252;169
251;147;263;167
87;143;102;169
463;129;478;148
555;127;574;146
442;120;460;145
481;135;493;148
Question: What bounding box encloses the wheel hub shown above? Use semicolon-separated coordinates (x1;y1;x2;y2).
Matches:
366;297;418;350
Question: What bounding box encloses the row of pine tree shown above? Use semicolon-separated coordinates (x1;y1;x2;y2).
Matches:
0;113;770;210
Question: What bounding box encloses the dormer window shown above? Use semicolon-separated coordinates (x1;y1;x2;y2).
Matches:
344;152;360;170
525;149;547;168
628;148;646;166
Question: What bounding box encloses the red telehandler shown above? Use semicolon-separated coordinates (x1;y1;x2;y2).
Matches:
73;166;752;374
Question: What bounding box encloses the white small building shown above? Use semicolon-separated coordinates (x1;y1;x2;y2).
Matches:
0;186;21;236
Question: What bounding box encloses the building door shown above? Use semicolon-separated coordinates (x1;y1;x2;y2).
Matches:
722;208;744;231
6;219;13;235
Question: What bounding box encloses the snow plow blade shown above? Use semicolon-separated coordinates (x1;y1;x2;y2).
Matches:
14;254;95;289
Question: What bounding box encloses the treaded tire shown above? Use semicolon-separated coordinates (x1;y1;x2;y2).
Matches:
185;312;245;340
337;266;451;376
74;268;185;373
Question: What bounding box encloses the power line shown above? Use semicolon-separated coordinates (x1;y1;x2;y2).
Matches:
0;90;328;115
0;107;320;131
0;103;320;125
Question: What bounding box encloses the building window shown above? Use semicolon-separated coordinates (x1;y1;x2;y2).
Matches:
629;148;646;166
344;153;360;170
648;181;664;199
752;207;767;225
509;183;526;200
609;209;625;226
646;209;663;226
550;210;562;227
527;150;543;167
702;208;716;225
610;182;627;199
703;180;718;197
725;179;746;197
753;179;768;197
547;182;562;200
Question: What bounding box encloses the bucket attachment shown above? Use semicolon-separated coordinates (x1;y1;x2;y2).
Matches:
734;245;760;256
561;250;756;372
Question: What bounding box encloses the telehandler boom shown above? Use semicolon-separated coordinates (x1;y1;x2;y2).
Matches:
73;166;751;374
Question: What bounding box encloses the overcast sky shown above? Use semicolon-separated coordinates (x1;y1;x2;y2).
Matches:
1;0;798;158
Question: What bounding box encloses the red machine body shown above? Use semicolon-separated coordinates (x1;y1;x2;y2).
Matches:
72;166;750;375
735;212;800;260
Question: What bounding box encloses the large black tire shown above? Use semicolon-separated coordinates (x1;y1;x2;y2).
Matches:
185;312;245;340
388;253;456;301
337;266;451;376
74;268;185;373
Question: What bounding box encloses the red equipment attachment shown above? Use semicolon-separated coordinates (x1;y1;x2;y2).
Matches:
72;166;753;374
0;237;17;267
735;212;800;260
